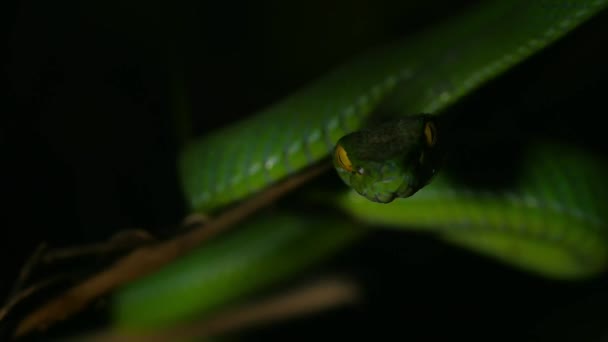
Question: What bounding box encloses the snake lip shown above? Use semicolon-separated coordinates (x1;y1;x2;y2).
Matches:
373;192;396;203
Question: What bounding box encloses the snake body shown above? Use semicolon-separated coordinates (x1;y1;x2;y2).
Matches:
178;0;608;278
114;0;608;329
337;144;608;278
181;1;607;213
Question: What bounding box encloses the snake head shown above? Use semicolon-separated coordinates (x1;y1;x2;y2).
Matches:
333;115;442;203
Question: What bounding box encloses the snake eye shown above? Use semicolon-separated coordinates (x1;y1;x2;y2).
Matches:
424;121;437;147
334;144;354;172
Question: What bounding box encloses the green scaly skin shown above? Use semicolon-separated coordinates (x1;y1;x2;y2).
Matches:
181;0;608;212
336;144;608;278
113;0;608;329
178;0;608;277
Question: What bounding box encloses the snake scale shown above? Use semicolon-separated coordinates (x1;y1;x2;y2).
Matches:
113;0;608;328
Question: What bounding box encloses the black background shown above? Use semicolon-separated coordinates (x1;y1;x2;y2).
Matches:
3;0;608;340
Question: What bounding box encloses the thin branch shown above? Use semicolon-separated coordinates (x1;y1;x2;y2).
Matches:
41;229;155;264
1;231;153;323
1;244;48;323
84;276;360;342
8;243;47;296
14;161;331;338
0;275;68;322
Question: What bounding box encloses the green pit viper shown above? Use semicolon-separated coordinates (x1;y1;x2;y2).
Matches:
113;0;608;328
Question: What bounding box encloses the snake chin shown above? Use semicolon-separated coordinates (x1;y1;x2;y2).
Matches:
371;192;397;204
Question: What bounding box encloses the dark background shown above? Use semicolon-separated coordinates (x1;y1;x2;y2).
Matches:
3;0;608;340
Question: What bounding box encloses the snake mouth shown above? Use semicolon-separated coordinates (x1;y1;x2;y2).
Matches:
372;192;397;204
358;188;396;203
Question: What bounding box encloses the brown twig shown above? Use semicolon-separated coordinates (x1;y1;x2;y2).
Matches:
1;244;48;323
0;275;68;322
14;161;331;338
84;276;360;342
41;229;155;264
8;243;48;297
1;231;153;324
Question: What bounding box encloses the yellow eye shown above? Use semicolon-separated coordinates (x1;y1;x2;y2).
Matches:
424;121;437;147
334;144;353;172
